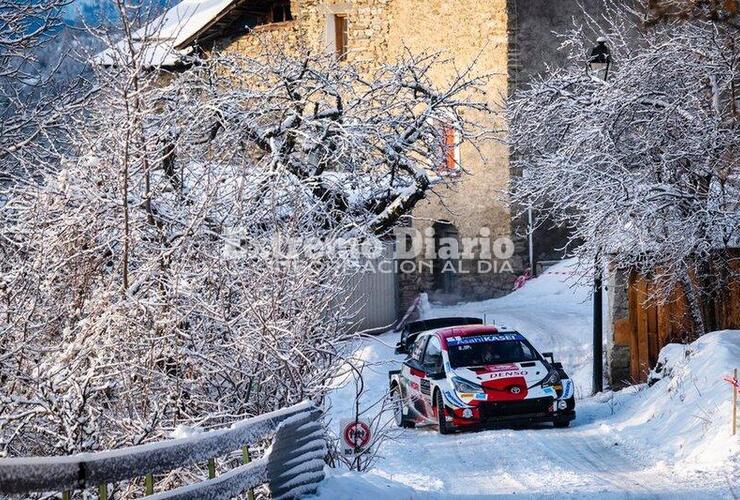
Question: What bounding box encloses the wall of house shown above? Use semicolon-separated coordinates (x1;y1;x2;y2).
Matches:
385;0;515;303
218;0;519;305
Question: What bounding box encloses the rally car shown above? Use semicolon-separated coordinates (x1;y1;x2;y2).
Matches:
389;318;575;433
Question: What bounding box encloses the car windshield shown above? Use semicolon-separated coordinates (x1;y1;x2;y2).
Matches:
447;334;537;368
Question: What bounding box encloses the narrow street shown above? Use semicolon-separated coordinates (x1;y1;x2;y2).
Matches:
320;261;737;499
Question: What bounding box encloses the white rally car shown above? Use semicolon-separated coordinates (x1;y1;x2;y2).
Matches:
389;319;575;434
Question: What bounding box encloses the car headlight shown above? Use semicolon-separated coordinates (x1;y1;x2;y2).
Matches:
452;376;483;393
544;369;561;386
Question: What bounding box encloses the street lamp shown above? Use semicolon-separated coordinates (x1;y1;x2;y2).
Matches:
588;37;611;81
588;37;610;395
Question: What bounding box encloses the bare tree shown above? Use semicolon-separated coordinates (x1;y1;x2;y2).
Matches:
646;0;740;26
0;0;90;178
509;0;739;335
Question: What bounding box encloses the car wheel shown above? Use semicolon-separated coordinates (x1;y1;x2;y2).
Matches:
435;391;452;435
391;385;413;428
553;418;571;428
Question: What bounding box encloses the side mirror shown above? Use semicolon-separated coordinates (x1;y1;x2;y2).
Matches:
542;352;554;364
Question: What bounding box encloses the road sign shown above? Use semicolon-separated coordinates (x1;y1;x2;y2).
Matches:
340;419;372;456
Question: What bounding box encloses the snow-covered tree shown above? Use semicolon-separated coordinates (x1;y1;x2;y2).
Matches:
0;0;90;178
509;0;739;335
153;44;495;236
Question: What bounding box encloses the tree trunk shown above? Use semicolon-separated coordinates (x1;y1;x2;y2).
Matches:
681;272;706;340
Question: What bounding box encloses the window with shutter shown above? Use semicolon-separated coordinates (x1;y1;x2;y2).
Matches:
334;14;348;61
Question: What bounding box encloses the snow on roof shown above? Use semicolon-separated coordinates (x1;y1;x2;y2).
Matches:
94;40;194;67
93;0;238;67
136;0;237;48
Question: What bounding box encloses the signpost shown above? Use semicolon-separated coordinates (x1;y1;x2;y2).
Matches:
340;419;372;457
723;369;738;436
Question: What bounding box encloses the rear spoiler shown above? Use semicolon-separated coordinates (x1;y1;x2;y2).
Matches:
395;317;484;354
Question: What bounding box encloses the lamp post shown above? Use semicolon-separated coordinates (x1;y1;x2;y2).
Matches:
592;254;603;395
528;204;536;277
588;37;610;395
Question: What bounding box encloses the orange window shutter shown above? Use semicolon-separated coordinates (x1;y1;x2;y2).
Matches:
441;126;456;171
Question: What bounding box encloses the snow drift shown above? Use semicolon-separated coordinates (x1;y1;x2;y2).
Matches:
603;330;740;473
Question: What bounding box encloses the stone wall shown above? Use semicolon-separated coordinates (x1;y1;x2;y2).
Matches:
606;266;632;388
386;0;517;303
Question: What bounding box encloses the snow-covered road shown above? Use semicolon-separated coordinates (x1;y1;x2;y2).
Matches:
316;261;739;499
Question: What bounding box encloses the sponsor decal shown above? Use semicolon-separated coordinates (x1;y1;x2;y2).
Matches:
542;386;556;397
474;392;487;400
458;393;475;399
472;364;519;375
447;333;524;346
509;386;521;395
497;370;526;378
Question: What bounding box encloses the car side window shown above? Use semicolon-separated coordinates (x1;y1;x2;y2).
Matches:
423;336;443;370
411;336;427;362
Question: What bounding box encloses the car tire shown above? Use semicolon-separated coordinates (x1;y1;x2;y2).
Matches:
391;385;413;428
553;418;571;428
435;390;452;435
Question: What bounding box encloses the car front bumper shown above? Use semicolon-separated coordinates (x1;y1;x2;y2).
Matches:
448;396;576;428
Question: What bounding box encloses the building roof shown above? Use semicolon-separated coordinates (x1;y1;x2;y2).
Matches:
94;0;242;67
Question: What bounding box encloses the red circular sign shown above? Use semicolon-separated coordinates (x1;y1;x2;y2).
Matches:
343;421;371;449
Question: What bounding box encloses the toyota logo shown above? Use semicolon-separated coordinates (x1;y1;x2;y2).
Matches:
510;386;521;394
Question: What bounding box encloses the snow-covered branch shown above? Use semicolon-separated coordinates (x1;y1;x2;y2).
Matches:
509;0;739;334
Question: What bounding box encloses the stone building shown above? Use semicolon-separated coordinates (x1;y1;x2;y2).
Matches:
207;0;517;305
121;0;603;314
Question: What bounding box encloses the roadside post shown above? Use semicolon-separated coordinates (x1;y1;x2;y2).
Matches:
587;37;611;396
724;369;738;435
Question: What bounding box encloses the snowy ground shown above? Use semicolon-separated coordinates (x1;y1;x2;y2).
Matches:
313;260;740;499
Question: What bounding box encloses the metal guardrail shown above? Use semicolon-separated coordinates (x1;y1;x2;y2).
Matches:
0;401;325;499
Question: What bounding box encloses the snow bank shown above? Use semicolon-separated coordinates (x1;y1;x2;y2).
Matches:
312;469;433;500
602;330;740;474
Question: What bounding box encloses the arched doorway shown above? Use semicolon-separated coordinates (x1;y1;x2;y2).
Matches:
432;221;460;298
